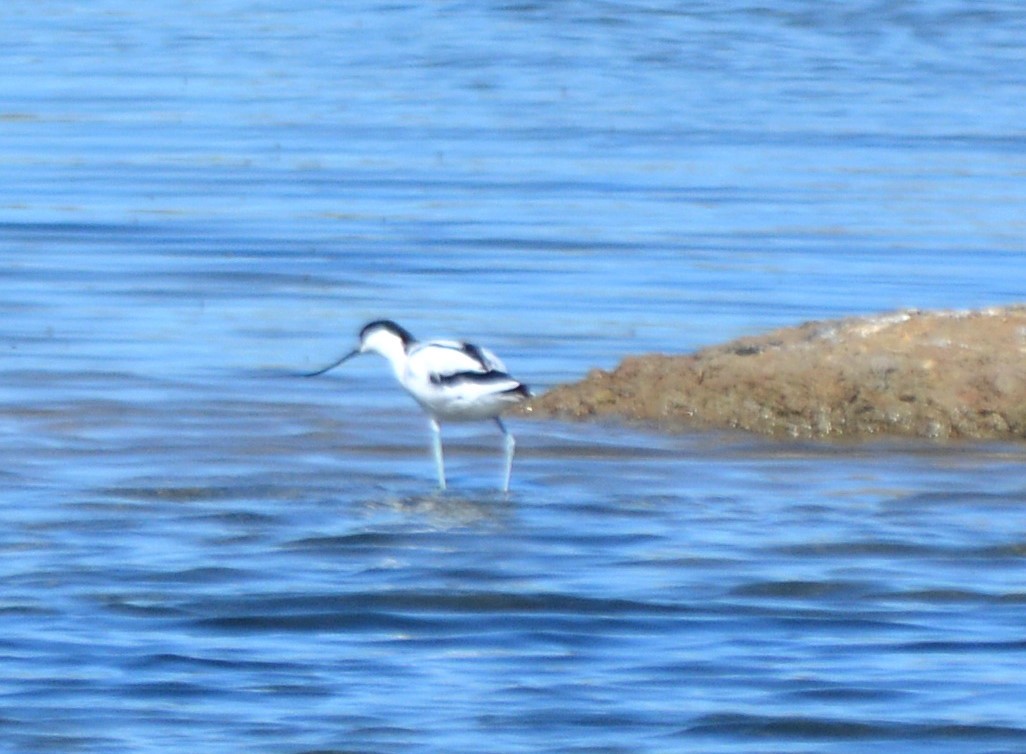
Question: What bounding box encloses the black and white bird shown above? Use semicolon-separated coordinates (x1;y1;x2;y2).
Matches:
306;320;530;492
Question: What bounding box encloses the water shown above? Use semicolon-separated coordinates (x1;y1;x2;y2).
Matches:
3;1;1026;752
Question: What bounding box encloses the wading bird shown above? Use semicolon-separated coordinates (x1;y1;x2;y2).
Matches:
306;320;530;492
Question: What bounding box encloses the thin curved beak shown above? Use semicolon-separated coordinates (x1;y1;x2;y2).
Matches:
304;348;360;377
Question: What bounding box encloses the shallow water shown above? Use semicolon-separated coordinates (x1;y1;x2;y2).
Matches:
3;2;1026;752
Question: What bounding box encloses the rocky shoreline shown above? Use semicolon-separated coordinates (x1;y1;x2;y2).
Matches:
524;305;1026;440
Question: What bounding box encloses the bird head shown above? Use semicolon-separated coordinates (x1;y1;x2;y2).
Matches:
356;320;415;356
305;320;415;377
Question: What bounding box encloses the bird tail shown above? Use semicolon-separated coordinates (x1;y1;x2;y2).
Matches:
504;383;532;399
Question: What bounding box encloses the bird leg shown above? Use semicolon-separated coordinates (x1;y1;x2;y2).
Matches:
495;417;516;493
429;418;446;490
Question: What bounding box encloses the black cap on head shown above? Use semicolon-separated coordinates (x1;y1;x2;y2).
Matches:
359;320;415;347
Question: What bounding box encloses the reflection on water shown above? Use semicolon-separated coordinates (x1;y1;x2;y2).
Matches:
3;1;1026;752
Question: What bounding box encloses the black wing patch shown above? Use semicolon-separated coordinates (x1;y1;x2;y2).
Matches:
458;342;491;369
430;369;512;387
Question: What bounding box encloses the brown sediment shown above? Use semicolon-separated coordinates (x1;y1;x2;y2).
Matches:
522;305;1026;440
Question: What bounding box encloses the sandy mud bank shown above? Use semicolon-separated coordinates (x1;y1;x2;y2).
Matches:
526;306;1026;440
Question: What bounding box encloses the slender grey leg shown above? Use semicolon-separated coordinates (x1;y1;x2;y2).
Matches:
495;417;515;493
429;418;446;490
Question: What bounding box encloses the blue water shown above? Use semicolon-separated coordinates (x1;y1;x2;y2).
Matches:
3;2;1026;752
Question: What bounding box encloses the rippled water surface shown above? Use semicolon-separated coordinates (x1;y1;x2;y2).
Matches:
4;2;1026;752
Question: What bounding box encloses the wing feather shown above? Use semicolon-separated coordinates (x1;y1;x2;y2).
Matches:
409;339;508;379
403;338;529;419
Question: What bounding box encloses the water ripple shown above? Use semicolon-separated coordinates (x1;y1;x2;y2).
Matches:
4;1;1026;752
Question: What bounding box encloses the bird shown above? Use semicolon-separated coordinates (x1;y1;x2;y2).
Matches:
306;320;530;492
